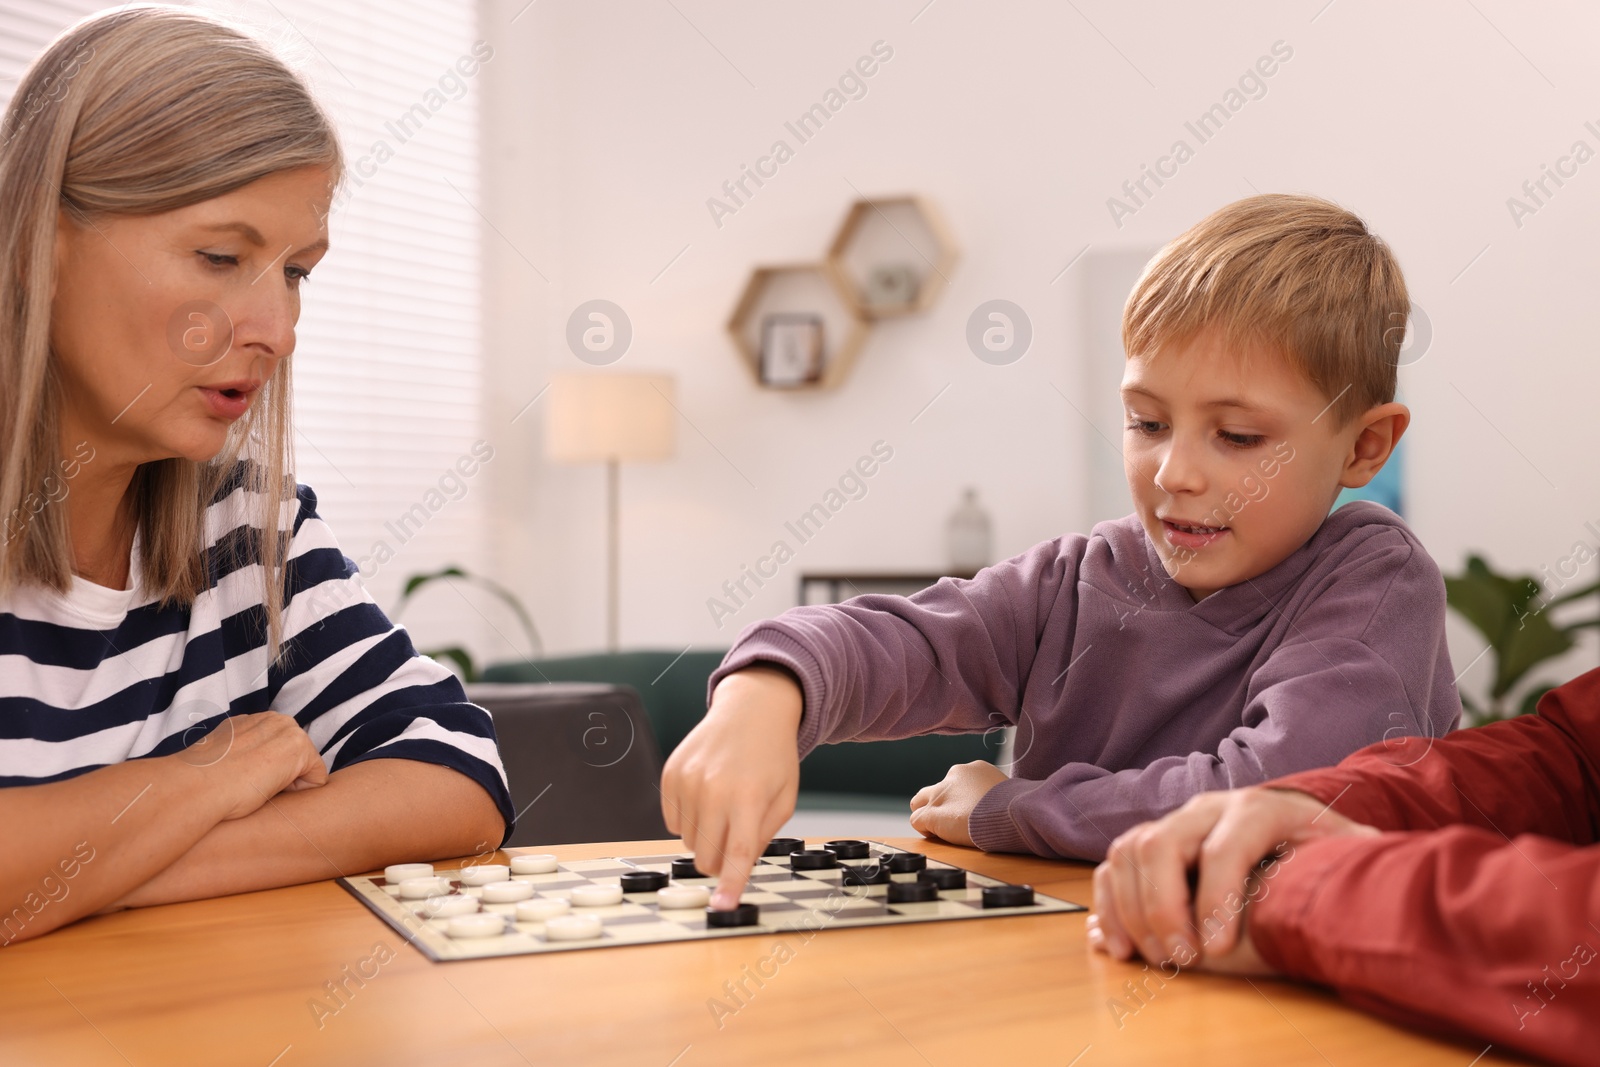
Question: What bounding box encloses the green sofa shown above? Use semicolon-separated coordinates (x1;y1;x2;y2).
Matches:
480;650;995;813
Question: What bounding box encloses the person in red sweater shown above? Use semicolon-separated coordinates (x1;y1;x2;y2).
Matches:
1088;665;1600;1066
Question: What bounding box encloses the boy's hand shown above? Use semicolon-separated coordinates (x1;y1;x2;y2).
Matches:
659;667;802;910
908;760;1009;848
1088;787;1376;970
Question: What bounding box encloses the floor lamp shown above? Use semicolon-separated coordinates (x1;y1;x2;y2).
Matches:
546;373;676;652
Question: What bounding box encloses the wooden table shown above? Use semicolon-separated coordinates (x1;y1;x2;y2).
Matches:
0;838;1530;1067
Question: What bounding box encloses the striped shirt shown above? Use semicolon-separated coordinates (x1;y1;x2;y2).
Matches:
0;467;514;841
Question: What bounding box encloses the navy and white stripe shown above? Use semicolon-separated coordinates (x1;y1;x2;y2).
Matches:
0;466;514;840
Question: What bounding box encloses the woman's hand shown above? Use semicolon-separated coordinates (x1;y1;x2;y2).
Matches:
659;667;802;909
186;711;329;821
1;712;329;937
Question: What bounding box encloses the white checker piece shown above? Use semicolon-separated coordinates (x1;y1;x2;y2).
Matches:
340;841;1084;962
510;854;558;875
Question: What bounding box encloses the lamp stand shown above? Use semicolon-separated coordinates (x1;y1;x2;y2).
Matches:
606;456;619;652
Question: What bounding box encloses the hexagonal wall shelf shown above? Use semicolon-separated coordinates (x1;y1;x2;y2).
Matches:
825;195;958;320
726;263;869;391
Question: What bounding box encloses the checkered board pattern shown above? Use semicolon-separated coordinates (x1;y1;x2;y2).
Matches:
339;841;1084;962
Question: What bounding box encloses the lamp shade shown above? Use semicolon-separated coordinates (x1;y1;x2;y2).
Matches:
546;373;676;463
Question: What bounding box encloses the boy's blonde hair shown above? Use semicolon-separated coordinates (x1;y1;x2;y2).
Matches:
0;5;342;656
1122;194;1408;426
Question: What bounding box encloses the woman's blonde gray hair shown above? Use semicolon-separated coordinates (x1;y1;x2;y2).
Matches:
0;4;343;655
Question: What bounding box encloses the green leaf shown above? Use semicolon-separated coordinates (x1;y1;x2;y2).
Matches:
1494;612;1573;698
1444;554;1578;701
401;566;468;600
1443;556;1516;646
1517;684;1555;719
1543;579;1600;610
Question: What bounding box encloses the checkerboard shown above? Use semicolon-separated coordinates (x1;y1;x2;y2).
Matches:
338;841;1084;961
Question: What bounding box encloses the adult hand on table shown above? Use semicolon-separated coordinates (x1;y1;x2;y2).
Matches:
197;711;329;821
659;666;801;910
82;712;328;919
1088;787;1377;973
908;760;1009;848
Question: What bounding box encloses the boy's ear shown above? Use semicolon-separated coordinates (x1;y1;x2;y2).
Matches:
1339;402;1410;489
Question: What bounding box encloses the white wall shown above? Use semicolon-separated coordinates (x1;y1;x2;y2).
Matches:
475;0;1600;705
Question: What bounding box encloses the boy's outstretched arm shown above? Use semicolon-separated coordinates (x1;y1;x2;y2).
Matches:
706;539;1081;754
669;539;1085;906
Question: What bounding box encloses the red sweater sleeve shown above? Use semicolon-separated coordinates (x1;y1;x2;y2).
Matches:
1248;667;1600;1066
1260;665;1600;839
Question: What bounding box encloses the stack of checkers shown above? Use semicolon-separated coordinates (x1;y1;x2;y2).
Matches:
339;840;1082;962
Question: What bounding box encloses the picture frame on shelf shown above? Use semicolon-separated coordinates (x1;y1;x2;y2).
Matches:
759;312;825;388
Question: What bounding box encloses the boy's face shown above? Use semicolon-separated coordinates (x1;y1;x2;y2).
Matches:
1120;329;1375;601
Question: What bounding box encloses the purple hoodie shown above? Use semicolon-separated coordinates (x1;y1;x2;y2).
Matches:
710;502;1461;860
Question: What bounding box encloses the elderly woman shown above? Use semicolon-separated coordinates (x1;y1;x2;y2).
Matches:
0;7;510;943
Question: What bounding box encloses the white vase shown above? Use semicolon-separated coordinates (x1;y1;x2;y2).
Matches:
946;488;992;572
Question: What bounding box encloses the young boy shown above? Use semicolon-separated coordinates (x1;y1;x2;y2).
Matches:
662;194;1461;910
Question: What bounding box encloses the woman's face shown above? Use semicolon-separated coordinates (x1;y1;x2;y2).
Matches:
50;165;334;466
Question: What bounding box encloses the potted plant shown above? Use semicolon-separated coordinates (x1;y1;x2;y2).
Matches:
1444;555;1600;723
390;566;542;683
